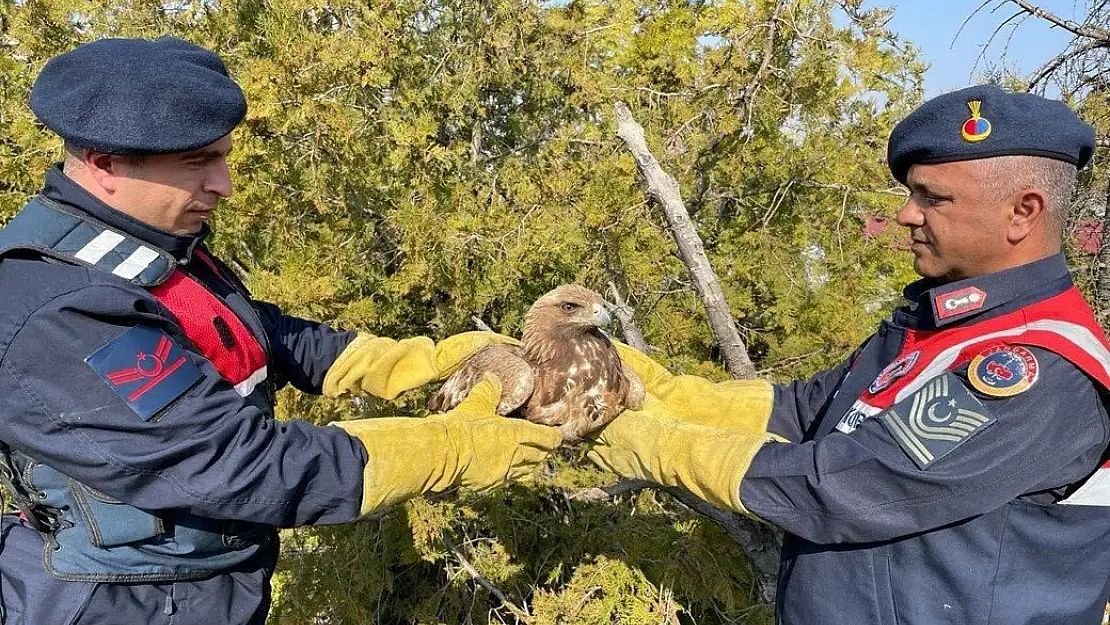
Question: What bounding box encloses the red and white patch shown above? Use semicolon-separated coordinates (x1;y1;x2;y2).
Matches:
869;350;920;394
935;286;987;320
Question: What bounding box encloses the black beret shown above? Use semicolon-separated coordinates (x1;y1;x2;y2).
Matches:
30;36;246;155
887;85;1095;184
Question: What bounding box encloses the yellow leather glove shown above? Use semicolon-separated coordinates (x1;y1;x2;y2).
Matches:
333;377;562;516
323;331;519;400
587;394;779;514
613;342;778;437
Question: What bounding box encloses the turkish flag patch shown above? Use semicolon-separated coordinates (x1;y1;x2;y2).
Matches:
85;326;202;420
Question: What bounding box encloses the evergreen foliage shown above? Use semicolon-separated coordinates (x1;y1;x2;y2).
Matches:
0;0;925;621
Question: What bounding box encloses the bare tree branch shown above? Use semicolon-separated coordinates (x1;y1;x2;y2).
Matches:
470;315;495;332
735;0;786;123
1095;177;1110;319
605;281;648;352
573;479;780;603
1028;39;1110;89
1004;0;1110;41
442;532;533;623
613;101;756;378
689;0;785;215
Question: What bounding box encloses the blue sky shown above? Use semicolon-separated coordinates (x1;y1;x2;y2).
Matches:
878;0;1085;95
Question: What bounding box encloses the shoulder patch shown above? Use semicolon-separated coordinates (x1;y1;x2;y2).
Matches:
85;326;202;420
879;372;995;469
967;345;1039;397
869;350;920;394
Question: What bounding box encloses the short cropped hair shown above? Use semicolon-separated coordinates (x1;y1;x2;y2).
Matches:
981;155;1077;229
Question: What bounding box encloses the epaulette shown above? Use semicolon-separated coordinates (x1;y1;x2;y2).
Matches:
0;196;176;287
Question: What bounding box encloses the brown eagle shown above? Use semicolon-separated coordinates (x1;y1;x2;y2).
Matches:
428;285;645;441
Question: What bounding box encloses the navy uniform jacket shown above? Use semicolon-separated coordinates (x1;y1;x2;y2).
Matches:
741;255;1110;624
0;167;367;624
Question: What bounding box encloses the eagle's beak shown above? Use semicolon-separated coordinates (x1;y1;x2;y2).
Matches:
594;306;612;328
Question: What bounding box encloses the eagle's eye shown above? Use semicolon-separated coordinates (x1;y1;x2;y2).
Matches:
560;302;580;313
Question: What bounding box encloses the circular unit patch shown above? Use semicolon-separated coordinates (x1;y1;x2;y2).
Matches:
961;100;992;143
961;117;992;142
968;345;1039;397
869;350;920;394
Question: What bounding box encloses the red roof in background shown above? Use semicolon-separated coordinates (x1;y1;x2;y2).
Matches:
864;216;889;239
1076;220;1102;254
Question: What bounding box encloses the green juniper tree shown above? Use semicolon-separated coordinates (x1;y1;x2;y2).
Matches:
0;0;922;621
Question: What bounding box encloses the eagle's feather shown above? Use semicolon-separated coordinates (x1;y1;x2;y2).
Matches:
429;285;645;441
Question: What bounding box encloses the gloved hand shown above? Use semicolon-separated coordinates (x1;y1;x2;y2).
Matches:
587;393;779;514
612;342;777;436
332;376;562;516
323;331;520;400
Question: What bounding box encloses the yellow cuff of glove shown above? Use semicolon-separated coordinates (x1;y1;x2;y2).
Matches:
588;394;776;514
612;342;777;436
324;331;519;400
333;377;562;516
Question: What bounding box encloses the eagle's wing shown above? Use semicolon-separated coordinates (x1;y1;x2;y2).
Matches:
621;364;645;410
427;344;534;416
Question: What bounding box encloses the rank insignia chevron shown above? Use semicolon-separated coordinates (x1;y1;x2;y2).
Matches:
879;372;996;470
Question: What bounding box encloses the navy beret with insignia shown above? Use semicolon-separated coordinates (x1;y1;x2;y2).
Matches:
887;84;1095;184
30;37;246;155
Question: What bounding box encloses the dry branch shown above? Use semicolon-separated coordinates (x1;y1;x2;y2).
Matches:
1005;0;1110;42
613;101;756;379
1097;180;1110;320
606;280;648;352
574;479;780;603
470;315;495;332
442;532;533;623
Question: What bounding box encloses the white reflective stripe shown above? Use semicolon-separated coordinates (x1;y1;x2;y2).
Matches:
1029;319;1110;381
877;318;1110;506
234;366;268;397
112;246;160;279
834;399;882;434
893;319;1110;405
74;230;125;265
1062;468;1110;506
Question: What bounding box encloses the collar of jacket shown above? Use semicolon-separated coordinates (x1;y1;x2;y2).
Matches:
41;164;210;263
895;254;1073;330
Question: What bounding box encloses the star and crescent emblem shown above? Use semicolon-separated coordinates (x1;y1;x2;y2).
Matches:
880;372;995;469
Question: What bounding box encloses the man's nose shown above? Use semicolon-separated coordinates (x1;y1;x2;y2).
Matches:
205;160;233;198
895;198;923;227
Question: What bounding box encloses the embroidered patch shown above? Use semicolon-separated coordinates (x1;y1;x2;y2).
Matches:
934;286;987;320
967;345;1039;397
85;326;202;420
869;351;920;394
879;372;995;469
961;100;992;143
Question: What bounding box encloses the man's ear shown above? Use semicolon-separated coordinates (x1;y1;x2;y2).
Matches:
82;150;125;194
1007;187;1049;244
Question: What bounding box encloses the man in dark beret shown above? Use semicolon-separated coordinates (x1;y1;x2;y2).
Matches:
0;37;561;625
592;84;1110;623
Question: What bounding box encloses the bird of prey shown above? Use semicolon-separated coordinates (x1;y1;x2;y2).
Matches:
428;285;646;441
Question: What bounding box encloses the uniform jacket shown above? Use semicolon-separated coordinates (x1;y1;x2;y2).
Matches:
741;255;1110;624
0;166;367;624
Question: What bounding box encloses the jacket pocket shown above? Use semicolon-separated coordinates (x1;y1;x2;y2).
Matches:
873;552;899;624
69;481;166;548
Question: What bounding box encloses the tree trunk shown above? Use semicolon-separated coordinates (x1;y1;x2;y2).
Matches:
604;118;778;596
1096;178;1110;320
613;101;756;379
